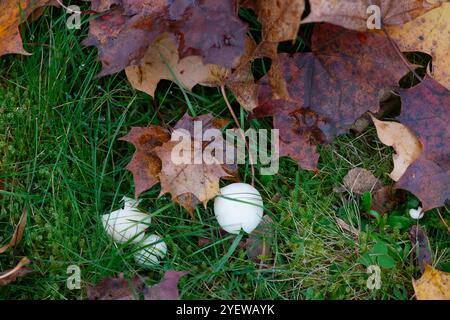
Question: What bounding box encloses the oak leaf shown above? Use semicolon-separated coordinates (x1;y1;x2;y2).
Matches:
385;2;450;89
303;0;443;31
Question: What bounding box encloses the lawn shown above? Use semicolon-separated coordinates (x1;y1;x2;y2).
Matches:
0;6;448;300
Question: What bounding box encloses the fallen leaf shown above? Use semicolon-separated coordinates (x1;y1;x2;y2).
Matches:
409;225;433;273
371;186;399;214
336;218;360;238
396;77;449;211
340;168;382;195
0;0;54;57
0;257;31;286
242;0;305;42
87;270;187;300
84;0;248;76
385;2;450;89
155;114;232;209
125;33;214;97
122;113;237;214
303;0;443;31
0;209;27;254
143;270;188;300
372;116;423;181
119;126;171;199
413;264;450;300
254;24;409;170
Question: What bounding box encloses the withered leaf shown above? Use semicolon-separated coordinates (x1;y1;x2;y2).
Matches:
413;264;450;300
125;33;213;97
0;0;55;56
120;126;171;199
254;24;409;170
242;0;305;43
0;209;27;254
409;225;433;273
143;270;188;300
87;270;187;300
396;77;449;211
155;113;232;209
372;116;423;181
303;0;443;31
339;168;382;195
0;257;31;286
385;3;450;90
84;0;247;76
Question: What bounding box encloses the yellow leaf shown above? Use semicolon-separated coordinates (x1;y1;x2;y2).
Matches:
386;3;450;90
413;265;450;300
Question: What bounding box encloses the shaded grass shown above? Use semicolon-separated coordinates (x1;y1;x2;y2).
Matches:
0;7;448;300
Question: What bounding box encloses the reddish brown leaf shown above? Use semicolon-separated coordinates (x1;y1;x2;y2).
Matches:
0;257;31;286
409;225;433;273
396;77;449;211
143;270;188;300
0;209;27;254
254;24;409;169
87;270;187;300
0;0;55;57
84;0;247;76
120;126;170;199
155;113;232;209
303;0;443;31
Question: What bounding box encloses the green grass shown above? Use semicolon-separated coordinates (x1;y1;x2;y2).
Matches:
0;7;449;300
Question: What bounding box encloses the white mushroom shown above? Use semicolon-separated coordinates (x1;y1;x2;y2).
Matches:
101;197;151;243
214;183;264;234
134;234;167;267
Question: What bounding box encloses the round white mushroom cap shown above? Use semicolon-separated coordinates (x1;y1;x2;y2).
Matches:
101;197;151;243
134;234;167;268
214;183;264;234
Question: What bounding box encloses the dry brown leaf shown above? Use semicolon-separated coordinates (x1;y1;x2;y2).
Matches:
385;2;450;90
242;0;305;42
413;265;450;300
303;0;443;31
340;168;382;195
0;209;27;254
125;33;213;97
372;116;423;181
0;257;31;286
0;0;55;56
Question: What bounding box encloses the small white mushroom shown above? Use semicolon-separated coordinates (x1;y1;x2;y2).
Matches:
101;197;151;243
409;207;424;220
134;234;167;267
214;183;264;234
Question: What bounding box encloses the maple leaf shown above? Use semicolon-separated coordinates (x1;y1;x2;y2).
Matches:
0;0;54;57
394;78;449;211
303;0;443;31
385;2;450;90
155;113;233;209
84;0;247;76
413;265;450;300
125;33;213;97
87;270;187;300
121;113;237;214
120;126;171;199
254;24;409;170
